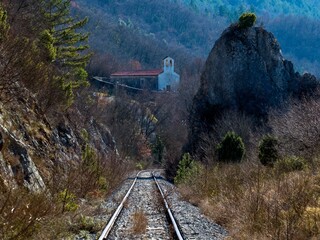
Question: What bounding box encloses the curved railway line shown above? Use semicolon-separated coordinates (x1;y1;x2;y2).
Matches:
98;170;183;240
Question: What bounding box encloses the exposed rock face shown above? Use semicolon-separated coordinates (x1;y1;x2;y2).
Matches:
54;122;77;148
0;93;117;192
0;152;17;189
188;25;319;153
88;120;116;155
8;140;46;192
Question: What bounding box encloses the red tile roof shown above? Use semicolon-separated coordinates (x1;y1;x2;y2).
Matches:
111;69;163;77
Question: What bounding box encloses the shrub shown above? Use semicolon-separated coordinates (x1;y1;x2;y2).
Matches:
239;12;257;29
152;135;165;164
174;153;199;184
216;131;245;162
0;189;53;240
135;162;144;170
275;156;307;173
258;135;279;166
58;189;79;213
69;215;103;234
98;176;109;191
78;215;96;233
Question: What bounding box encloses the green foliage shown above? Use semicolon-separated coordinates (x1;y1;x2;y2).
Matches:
275;156;307;173
174;153;199;184
152;135;165;164
97;176;108;191
216;131;245;162
81;128;89;142
40;30;56;61
72;215;103;234
78;215;95;232
58;189;78;212
81;130;94;163
41;0;91;105
238;12;256;29
74;67;89;82
81;133;97;170
259;135;279;166
0;5;9;43
79;129;111;194
178;0;320;19
135;162;144;170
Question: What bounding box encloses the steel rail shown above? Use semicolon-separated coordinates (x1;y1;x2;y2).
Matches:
98;171;142;240
152;172;184;240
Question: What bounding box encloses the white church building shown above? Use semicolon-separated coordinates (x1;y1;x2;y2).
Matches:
110;56;180;92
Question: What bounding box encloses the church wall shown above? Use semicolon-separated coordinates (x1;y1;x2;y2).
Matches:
158;72;180;91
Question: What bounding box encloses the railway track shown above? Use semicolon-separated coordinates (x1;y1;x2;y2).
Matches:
98;170;183;240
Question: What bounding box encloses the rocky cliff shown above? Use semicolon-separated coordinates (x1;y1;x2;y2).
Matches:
0;90;116;192
188;25;319;153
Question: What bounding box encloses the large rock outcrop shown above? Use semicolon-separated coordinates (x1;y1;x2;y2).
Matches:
188;25;319;153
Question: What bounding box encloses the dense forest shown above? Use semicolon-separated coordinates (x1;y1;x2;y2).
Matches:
74;0;320;77
181;0;320;19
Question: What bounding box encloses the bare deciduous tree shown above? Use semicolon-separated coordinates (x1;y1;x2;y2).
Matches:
269;98;320;161
198;110;257;164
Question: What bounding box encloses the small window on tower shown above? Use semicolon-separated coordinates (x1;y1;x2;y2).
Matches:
169;59;172;66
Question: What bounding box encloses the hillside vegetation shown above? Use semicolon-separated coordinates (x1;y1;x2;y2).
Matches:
74;0;226;77
0;1;132;238
181;0;320;19
74;0;320;77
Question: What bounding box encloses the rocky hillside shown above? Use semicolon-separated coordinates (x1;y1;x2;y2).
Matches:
188;24;319;153
0;89;116;192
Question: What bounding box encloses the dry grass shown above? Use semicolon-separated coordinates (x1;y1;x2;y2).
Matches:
0;188;54;240
177;161;320;239
131;209;147;234
0;150;133;239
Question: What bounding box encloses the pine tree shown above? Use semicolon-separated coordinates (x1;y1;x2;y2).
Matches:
216;131;245;162
258;135;279;166
41;0;91;105
174;153;199;184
